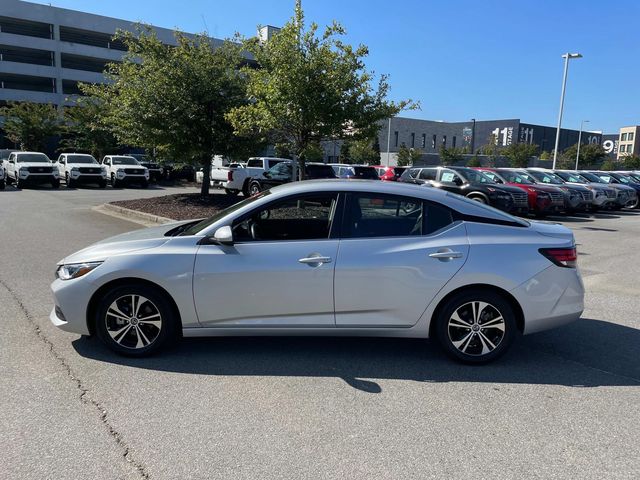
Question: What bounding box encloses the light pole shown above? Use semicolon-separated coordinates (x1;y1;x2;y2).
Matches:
470;118;476;154
552;53;582;169
386;117;392;166
575;120;589;170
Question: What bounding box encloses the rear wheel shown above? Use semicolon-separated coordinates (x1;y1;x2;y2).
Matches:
248;181;261;196
95;284;179;357
435;289;517;364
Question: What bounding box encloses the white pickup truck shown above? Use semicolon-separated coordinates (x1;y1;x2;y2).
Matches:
101;155;149;188
56;153;108;188
0;162;5;189
5;151;60;188
212;157;290;196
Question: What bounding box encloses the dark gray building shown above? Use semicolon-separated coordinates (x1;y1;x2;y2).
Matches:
375;117;604;166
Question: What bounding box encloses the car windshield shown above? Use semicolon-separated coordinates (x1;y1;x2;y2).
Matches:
16;153;50;163
66;155;98;164
456;168;493;183
499;170;533;184
111;157;139;165
611;174;630;184
527;171;564;185
595;174;613;183
579;172;606;183
556;172;584;183
182;191;270;236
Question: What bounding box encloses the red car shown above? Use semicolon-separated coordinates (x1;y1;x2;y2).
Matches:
473;167;565;216
372;165;407;181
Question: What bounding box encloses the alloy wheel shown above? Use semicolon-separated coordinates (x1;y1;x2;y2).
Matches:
447;301;505;356
105;294;162;349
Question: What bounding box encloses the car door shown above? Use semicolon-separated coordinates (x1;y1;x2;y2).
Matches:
437;169;465;194
7;153;16;178
57;156;65;177
193;192;342;327
334;192;469;327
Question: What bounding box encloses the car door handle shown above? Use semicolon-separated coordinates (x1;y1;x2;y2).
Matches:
429;249;463;260
299;255;332;266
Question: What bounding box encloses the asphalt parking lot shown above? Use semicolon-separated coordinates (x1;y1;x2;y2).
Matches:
1;185;639;479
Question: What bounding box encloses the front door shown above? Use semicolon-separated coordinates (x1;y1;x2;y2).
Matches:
193;192;341;327
334;192;468;327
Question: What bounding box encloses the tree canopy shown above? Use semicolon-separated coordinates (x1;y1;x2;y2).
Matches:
227;0;415;178
502;142;538;168
82;26;253;195
62;97;118;160
396;144;422;166
0;102;61;151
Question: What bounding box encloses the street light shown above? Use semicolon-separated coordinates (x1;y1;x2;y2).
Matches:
575;120;589;170
552;52;583;170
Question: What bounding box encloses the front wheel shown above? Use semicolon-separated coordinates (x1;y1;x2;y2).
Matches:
0;179;5;190
111;174;119;188
95;284;179;356
99;180;107;188
468;195;486;204
141;180;149;189
435;289;517;364
51;179;60;189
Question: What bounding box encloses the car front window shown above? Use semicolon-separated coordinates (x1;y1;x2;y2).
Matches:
233;193;339;241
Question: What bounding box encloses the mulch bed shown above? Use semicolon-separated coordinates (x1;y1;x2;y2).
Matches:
111;193;243;221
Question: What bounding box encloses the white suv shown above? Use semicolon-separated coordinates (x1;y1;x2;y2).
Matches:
6;151;60;188
56;153;108;188
101;155;149;188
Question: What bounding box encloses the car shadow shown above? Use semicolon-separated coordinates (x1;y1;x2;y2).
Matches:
72;318;640;392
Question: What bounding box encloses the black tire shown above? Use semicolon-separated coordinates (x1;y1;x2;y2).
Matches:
51;179;60;189
435;289;517;364
242;179;251;197
65;173;73;188
111;173;119;188
0;179;5;190
16;178;25;189
248;181;261;196
224;188;239;196
141;180;149;189
99;180;107;188
95;284;179;357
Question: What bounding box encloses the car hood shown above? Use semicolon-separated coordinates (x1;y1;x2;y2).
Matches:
58;220;194;265
67;162;101;167
491;184;528;194
16;162;53;168
529;221;574;242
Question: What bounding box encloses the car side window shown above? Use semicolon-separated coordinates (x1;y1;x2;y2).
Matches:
233;193;339;242
247;159;262;168
344;193;424;238
440;170;462;184
419;169;437;180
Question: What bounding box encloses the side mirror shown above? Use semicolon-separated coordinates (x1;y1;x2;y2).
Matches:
263;171;269;177
212;226;234;245
453;177;463;186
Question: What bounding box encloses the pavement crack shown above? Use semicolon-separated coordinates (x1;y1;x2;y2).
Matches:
0;278;151;480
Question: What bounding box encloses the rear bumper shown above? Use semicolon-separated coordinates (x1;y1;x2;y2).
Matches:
511;265;584;335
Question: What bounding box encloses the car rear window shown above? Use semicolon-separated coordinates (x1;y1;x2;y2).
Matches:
306;164;336;179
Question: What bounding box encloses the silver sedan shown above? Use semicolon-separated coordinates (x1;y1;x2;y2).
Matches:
50;180;584;363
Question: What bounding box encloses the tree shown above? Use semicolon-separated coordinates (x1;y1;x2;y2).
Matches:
539;150;550;160
340;141;352;163
349;138;378;164
502;142;538;168
600;159;617;171
274;143;293;159
396;143;421;166
227;0;415;179
0;101;61;151
622;154;640;170
62;97;118;160
480;133;499;165
82;26;251;196
466;154;481;167
439;146;465;164
300;142;324;162
561;143;606;169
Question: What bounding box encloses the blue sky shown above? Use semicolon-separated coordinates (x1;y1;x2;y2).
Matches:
35;0;639;133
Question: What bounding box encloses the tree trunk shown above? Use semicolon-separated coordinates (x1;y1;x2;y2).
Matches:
200;156;211;196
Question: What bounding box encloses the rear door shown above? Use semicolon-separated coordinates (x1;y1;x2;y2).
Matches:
334;192;469;327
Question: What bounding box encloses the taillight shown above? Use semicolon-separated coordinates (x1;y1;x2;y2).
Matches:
227;170;233;181
539;247;577;268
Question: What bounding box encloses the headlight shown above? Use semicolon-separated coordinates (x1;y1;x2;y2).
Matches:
71;167;79;172
56;262;102;280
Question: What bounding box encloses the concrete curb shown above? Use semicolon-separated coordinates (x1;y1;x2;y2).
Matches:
94;203;174;226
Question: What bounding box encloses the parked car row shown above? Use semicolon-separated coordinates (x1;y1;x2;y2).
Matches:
1;151;151;189
398;166;640;217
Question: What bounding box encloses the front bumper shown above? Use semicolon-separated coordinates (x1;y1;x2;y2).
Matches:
117;174;149;185
50;277;95;336
20;174;58;184
71;174;107;184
